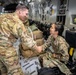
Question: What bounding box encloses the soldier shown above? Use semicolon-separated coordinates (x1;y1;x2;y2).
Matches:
37;23;72;75
0;4;39;75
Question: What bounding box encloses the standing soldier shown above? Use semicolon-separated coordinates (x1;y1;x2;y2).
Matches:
37;23;72;75
0;4;39;75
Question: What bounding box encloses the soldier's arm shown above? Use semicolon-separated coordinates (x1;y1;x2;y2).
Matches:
7;17;38;50
17;23;38;49
42;35;52;51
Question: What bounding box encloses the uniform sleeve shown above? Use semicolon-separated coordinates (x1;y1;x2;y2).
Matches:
42;35;52;51
7;16;36;48
58;38;69;62
17;23;36;48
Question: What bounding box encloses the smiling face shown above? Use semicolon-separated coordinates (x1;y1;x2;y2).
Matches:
18;9;29;22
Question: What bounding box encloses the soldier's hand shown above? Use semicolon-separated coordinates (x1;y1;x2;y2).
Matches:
52;53;57;58
36;46;43;53
33;45;43;53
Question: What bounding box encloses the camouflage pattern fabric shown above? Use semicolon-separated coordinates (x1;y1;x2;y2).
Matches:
0;60;7;75
42;52;72;75
0;47;24;75
0;13;36;75
42;35;69;63
42;35;72;75
20;21;45;58
0;13;36;48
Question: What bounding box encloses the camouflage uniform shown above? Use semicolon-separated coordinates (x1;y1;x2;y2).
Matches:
42;35;72;75
0;13;36;75
20;20;45;58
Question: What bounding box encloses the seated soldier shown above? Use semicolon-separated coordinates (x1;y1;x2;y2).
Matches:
37;23;72;75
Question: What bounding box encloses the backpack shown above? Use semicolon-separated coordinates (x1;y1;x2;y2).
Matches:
38;67;65;75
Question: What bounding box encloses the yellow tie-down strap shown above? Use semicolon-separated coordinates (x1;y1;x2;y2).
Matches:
69;47;74;56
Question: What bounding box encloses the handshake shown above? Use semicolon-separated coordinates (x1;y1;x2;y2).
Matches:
34;45;43;53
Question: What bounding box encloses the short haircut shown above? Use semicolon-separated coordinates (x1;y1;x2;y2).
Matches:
16;4;29;10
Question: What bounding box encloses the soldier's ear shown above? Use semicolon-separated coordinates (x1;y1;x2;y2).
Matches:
19;10;21;14
56;31;58;34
